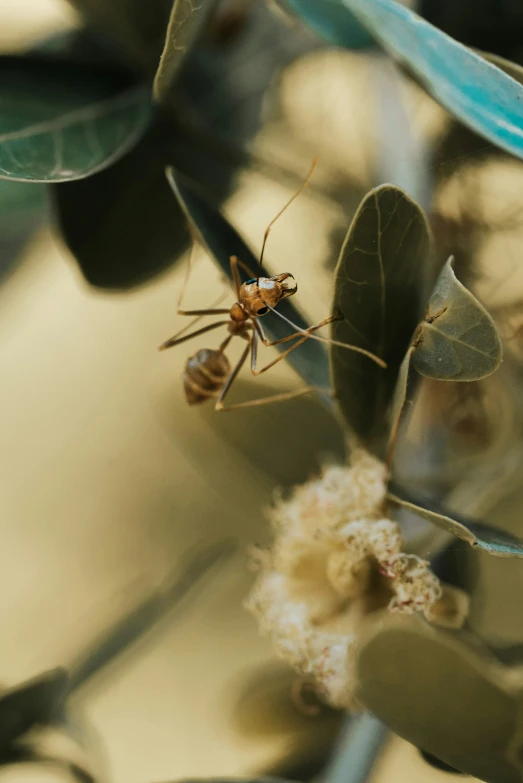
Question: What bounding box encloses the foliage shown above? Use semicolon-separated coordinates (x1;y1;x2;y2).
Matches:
3;1;523;782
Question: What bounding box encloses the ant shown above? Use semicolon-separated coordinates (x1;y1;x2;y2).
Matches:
158;157;386;411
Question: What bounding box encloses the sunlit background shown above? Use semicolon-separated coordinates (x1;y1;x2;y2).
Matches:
2;2;523;783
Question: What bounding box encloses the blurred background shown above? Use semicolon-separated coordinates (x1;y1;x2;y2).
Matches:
2;1;523;782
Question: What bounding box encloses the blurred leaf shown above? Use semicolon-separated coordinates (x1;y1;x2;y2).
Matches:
0;669;69;755
0;56;151;183
52;117;187;289
419;749;465;774
356;613;521;782
0;746;94;783
412;257;502;381
290;0;523;162
65;0;171;72
280;0;373;49
389;491;523;557
330;184;431;454
166;167;331;390
154;0;218;103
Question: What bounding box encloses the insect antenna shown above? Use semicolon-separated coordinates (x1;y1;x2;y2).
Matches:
264;304;387;368
257;155;319;283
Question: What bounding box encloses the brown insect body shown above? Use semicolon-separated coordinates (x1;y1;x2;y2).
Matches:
181;274;296;404
183;348;231;405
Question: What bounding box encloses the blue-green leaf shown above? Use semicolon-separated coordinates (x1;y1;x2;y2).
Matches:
166;167;331;391
288;0;523;162
389;490;523;557
281;0;373;49
0;56;152;183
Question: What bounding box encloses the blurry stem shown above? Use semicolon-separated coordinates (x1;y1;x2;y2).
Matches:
323;714;388;783
68;539;236;692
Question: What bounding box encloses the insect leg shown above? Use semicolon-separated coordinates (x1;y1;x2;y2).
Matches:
216;332;330;411
177;236;230;317
258;314;339;348
158;320;229;351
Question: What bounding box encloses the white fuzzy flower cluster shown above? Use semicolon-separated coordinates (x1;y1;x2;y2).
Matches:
245;449;444;709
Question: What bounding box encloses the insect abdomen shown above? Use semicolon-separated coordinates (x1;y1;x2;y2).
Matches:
183;348;231;405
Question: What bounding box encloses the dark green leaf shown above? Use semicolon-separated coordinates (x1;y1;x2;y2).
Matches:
51;110;240;289
412;257;503;381
165;167;331;390
0;669;69;754
388;490;523;557
356;614;520;783
0;56;151;183
330;184;431;454
154;0;218;103
52;118;187;289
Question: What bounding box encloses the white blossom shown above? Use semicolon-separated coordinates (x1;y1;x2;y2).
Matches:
245;449;459;709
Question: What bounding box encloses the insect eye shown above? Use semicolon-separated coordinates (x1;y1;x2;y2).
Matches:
246;278;257;285
257;306;269;316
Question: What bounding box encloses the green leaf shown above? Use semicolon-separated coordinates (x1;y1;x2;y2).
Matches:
154;0;218;103
0;669;69;753
52;118;188;289
386;345;414;465
356;613;521;783
165;167;332;391
330;184;431;454
0;56;151;183
412;257;503;381
388;491;523;557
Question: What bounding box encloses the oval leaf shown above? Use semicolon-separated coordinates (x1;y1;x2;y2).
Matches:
0;669;69;754
154;0;218;103
330;184;431;453
52;118;189;289
336;0;523;162
165;167;331;390
0;56;151;183
388;489;523;557
356;613;522;783
412;257;502;381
